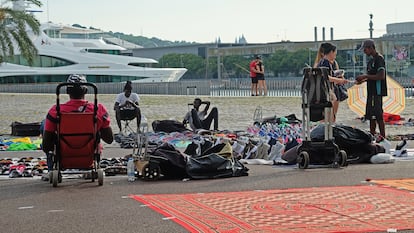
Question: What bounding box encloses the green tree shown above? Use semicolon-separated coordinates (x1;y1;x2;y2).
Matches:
0;0;42;65
157;53;206;79
222;55;249;79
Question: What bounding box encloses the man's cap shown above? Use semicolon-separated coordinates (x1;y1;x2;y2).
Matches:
359;39;375;51
67;74;87;83
255;55;261;59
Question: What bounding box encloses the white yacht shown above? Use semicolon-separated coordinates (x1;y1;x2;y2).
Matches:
0;18;187;84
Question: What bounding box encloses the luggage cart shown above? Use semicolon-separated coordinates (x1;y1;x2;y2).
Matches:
133;120;161;180
297;67;347;169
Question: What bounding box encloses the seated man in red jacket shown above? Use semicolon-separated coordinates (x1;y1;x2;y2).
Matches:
42;74;113;175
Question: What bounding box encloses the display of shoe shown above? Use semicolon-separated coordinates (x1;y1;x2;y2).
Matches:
394;149;408;157
268;141;285;161
41;172;50;181
395;139;408;151
9;170;20;178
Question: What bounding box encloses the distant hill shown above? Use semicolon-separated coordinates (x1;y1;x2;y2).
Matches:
72;24;197;48
109;31;198;48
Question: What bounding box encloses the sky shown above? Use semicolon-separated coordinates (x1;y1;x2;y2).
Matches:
27;0;414;43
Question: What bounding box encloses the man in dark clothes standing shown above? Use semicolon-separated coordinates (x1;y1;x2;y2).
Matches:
356;39;387;138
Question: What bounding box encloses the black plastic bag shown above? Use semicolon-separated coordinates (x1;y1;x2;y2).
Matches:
334;84;348;102
186;143;248;179
186;153;248;179
150;143;188;179
152;120;188;133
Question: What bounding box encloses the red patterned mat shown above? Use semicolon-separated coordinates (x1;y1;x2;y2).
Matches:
131;186;414;233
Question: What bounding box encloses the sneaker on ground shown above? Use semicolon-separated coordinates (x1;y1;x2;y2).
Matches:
395;139;408;151
41;172;50;181
393;149;408;157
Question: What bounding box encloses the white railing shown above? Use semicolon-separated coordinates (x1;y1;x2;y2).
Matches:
1;78;413;97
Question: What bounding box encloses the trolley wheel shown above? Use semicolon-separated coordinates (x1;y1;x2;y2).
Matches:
142;163;160;181
298;151;310;169
97;169;104;186
91;170;99;182
49;171;53;184
339;150;348;167
58;171;62;183
52;170;59;187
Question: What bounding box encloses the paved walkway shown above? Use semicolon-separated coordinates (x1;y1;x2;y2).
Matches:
1;145;414;232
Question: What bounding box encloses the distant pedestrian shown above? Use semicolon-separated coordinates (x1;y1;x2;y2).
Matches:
249;56;259;96
356;39;387;138
256;58;267;96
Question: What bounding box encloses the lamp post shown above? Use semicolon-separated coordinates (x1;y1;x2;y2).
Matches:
369;14;373;39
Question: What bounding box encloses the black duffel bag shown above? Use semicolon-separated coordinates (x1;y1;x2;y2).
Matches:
186;143;249;179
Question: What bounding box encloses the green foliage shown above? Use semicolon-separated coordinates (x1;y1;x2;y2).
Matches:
156;53;206;79
107;31;195;48
72;23;87;29
0;0;41;64
69;24;196;48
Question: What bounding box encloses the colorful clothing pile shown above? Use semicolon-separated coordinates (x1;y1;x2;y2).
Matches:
0;137;41;151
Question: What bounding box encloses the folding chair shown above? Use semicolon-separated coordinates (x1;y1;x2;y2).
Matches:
120;108;138;136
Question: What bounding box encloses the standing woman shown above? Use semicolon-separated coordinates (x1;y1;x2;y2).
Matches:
313;44;325;68
316;42;348;122
256;58;267;96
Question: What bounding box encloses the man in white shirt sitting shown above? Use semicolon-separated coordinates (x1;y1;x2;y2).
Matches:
114;81;141;133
